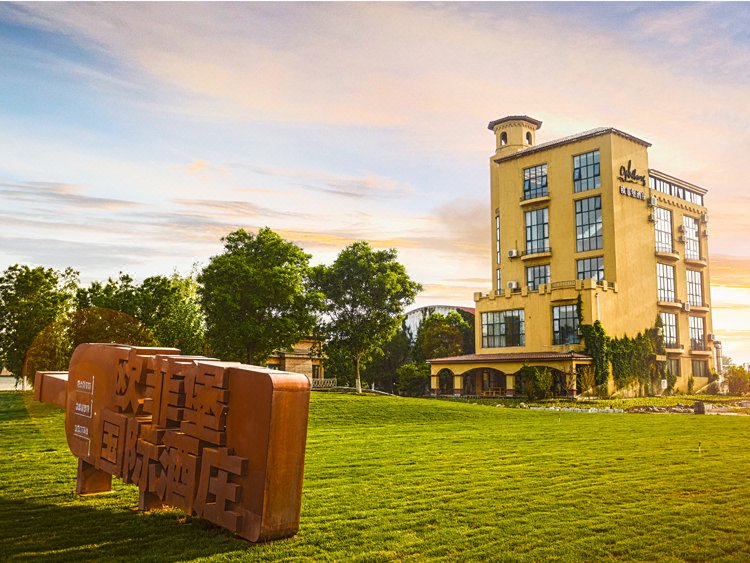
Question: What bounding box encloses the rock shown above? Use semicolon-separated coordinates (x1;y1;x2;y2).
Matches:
518;402;528;409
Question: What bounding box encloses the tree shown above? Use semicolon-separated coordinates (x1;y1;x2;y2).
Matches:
76;272;206;354
416;311;469;360
312;241;421;393
363;324;413;393
396;361;429;397
0;265;78;382
725;365;750;396
198;228;317;364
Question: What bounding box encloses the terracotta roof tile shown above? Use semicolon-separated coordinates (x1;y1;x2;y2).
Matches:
428;352;591;364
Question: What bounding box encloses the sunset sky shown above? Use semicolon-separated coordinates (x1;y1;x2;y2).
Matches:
1;3;748;362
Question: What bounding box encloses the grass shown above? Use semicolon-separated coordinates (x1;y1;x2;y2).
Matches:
1;391;750;561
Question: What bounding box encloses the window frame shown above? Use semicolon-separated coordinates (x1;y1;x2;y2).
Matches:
481;309;525;348
575;196;603;252
573;149;601;193
552;304;580;345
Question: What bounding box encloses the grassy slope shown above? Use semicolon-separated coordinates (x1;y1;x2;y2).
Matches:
1;391;749;562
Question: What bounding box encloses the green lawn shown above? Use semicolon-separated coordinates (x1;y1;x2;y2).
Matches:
1;391;749;562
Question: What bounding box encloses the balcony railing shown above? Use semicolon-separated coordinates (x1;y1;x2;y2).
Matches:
691;339;707;351
521;247;552;257
520;189;549;201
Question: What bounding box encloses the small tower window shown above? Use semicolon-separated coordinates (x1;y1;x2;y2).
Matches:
526;132;532;145
501;132;508;146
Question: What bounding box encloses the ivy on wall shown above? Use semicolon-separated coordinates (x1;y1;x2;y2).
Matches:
579;313;667;396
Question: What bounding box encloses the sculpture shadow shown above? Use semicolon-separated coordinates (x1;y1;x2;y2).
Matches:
0;495;255;562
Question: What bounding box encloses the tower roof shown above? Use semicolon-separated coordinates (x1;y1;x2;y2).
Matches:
487;115;543;131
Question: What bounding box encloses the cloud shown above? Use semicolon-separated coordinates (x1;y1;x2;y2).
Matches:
709;256;750;289
0;181;141;210
233;164;414;199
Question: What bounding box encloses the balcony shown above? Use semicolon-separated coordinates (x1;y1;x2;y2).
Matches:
690;339;712;355
655;244;680;262
521;247;552;261
684;255;708;268
519;192;551;207
688;301;710;313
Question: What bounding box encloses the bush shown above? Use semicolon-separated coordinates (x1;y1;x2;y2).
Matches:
705;381;721;395
725;366;750;396
396;362;430;397
519;365;552;401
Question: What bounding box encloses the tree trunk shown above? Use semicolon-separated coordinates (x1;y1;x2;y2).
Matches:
246;343;254;365
355;355;362;394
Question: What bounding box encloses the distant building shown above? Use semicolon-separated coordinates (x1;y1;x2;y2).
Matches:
430;116;717;396
266;338;324;383
403;305;475;341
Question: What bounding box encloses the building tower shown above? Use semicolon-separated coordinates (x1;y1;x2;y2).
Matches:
429;116;716;397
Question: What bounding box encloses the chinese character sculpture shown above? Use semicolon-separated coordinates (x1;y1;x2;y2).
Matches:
64;343;310;543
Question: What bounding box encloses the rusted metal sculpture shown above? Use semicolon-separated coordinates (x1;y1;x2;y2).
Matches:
61;343;310;542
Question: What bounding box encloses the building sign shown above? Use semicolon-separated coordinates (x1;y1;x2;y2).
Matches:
619;185;646;200
618;160;646;186
65;343;310;543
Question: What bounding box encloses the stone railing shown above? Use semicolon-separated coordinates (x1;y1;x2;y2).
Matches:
311;378;337;389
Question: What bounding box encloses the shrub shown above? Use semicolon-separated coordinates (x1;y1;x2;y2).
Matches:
705;381;721;395
396;361;430;397
519;365;552;401
725;366;750;396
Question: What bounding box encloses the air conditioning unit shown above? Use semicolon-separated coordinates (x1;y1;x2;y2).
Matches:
682;302;691;312
507;281;520;290
648;196;657;207
700;212;708;223
678;225;685;233
647;213;655;222
707;333;716;342
508;249;519;258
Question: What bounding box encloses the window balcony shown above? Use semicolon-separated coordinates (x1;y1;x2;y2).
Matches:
521;247;552;261
655;245;680;262
519;192;551;207
690;339;711;355
684;256;708;268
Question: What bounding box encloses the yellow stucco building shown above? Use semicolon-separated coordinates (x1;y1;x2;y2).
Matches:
430;116;717;397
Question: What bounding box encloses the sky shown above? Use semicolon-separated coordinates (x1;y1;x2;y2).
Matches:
1;2;749;363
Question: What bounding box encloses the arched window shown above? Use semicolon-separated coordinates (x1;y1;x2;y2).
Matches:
526;132;532;145
501;132;508;146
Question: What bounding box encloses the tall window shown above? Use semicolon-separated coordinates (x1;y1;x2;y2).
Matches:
496;268;501;293
495;214;501;264
552;305;579;345
525;208;549;254
575;196;602;252
686;270;703;307
689;316;705;351
576;256;604;282
660;312;678;348
573;150;600;192
523;164;548;200
667;358;680;378
657;263;675;302
481;310;525;348
692;360;708;378
654;207;673;253
683;216;700;259
526;264;550;290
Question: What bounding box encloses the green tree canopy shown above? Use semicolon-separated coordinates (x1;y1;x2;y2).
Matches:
415;311;470;360
312;241;421;393
76;272;205;354
0;265;78;380
198;228;317;364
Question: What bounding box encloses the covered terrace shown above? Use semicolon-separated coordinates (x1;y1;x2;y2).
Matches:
428;352;592;398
